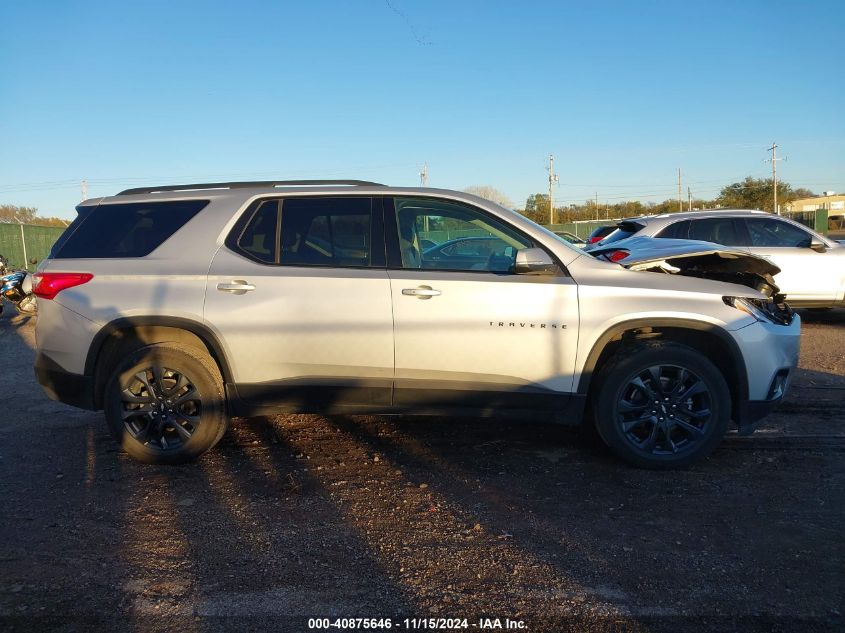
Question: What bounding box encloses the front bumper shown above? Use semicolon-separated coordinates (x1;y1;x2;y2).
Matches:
34;352;95;410
732;314;801;434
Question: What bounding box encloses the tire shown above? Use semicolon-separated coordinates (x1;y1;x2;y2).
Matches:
592;341;730;469
104;343;228;464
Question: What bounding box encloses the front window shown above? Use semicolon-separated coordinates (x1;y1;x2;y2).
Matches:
745;218;813;248
392;197;532;273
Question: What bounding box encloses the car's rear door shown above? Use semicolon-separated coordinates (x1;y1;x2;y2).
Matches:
204;196;394;412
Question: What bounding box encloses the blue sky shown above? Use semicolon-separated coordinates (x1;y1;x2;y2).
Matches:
1;0;843;218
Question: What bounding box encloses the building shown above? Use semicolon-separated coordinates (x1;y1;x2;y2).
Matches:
785;192;845;238
785;192;845;214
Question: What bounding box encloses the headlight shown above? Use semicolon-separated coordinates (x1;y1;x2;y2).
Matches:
723;296;794;326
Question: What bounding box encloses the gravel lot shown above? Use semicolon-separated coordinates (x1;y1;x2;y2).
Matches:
1;309;843;632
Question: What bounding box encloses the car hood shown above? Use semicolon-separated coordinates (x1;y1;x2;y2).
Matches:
589;236;783;297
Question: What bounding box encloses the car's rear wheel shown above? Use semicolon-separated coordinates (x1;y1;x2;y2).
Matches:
104;343;228;464
593;342;730;469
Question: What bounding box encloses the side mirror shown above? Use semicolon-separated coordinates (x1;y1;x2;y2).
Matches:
514;248;557;274
809;237;827;253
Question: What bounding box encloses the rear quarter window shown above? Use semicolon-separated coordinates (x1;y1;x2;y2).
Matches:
52;200;208;258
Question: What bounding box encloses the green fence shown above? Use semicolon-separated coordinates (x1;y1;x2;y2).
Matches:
418;228;490;243
546;220;620;239
418;220;621;245
418;221;621;246
0;224;67;271
786;209;828;235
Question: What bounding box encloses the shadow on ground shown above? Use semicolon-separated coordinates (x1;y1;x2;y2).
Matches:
1;310;843;632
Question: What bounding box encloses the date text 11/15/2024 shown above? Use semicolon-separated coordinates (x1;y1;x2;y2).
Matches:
307;617;527;630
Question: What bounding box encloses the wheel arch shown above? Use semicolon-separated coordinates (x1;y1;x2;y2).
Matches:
85;316;234;410
577;318;749;424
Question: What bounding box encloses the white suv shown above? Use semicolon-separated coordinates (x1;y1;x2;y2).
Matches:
591;209;845;308
33;181;800;468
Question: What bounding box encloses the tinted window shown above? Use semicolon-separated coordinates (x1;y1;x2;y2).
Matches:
595;221;643;246
686;218;744;246
238;200;279;263
588;226;615;241
656;219;691;239
279;197;373;267
53;200;207;258
745;218;812;248
393;197;532;273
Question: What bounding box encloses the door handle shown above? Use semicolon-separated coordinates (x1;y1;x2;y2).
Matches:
217;280;256;295
402;285;441;299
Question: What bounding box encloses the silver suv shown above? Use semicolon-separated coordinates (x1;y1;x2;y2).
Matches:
591;209;845;308
33;181;800;468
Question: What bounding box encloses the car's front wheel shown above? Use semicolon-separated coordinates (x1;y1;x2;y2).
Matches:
104;343;228;464
593;342;730;469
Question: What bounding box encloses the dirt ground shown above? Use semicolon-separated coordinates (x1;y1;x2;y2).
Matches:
0;309;843;633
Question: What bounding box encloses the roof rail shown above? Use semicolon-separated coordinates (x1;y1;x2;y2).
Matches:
117;180;385;196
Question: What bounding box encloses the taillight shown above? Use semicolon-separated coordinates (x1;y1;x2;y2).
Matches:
608;250;629;263
588;236;602;244
31;272;93;300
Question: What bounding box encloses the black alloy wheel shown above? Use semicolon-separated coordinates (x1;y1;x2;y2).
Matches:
120;365;202;451
105;343;228;464
615;364;711;456
593;341;730;469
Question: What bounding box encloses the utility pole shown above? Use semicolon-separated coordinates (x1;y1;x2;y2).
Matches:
547;154;559;225
765;143;786;215
688;187;692;212
677;168;683;212
419;163;429;231
81;180;88;202
595;192;599;220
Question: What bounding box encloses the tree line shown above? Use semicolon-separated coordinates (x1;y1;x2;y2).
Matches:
466;177;816;225
0;205;70;227
520;177;815;224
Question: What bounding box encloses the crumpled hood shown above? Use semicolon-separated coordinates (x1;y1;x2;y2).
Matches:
590;236;781;277
589;235;785;300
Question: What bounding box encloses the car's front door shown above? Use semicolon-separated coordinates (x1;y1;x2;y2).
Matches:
204;196;394;412
740;217;836;303
385;196;580;411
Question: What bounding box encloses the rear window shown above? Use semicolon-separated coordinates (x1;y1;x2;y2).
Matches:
229;197;375;268
595;221;643;246
588;226;615;240
52;200;207;259
687;218;745;246
656;220;691;239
